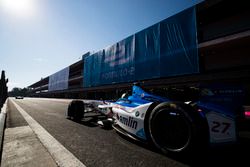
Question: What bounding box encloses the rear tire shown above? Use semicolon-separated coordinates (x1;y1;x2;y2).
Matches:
67;100;85;121
148;102;202;154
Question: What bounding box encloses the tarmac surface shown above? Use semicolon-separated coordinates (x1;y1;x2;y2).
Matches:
1;97;250;167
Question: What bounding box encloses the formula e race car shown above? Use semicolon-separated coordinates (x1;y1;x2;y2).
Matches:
66;85;247;154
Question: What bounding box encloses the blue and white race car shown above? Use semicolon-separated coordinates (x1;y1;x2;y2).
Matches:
67;85;247;154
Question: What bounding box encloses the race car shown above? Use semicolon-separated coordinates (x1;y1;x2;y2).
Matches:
67;85;247;154
15;96;24;99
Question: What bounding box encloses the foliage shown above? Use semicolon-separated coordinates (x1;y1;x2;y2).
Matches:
8;87;28;97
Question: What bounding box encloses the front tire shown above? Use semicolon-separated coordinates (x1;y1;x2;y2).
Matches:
67;100;85;121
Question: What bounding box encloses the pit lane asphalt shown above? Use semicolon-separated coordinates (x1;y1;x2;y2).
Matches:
7;98;250;167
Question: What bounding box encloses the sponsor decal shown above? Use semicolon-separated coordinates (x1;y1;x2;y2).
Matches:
135;111;140;117
117;114;138;129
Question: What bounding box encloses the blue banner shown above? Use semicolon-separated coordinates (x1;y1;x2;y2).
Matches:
83;50;103;87
160;7;199;76
84;7;198;87
102;35;135;85
135;23;161;80
49;67;69;91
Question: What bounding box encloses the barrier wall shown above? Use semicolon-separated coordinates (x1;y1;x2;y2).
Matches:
48;67;69;91
84;7;198;87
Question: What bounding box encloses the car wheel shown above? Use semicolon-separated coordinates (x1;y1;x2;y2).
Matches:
66;102;72;119
148;102;200;154
67;100;85;121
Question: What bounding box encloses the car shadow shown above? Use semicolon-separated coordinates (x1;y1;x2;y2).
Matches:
183;139;250;166
69;115;113;130
115;131;250;166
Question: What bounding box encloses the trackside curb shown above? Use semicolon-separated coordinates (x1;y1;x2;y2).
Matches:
0;99;8;162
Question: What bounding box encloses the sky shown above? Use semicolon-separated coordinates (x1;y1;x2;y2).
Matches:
0;0;203;91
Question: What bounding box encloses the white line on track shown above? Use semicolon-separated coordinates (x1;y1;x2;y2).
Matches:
17;97;103;104
10;99;86;167
19;97;73;103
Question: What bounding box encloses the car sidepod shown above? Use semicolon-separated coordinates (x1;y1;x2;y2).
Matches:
112;103;152;140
